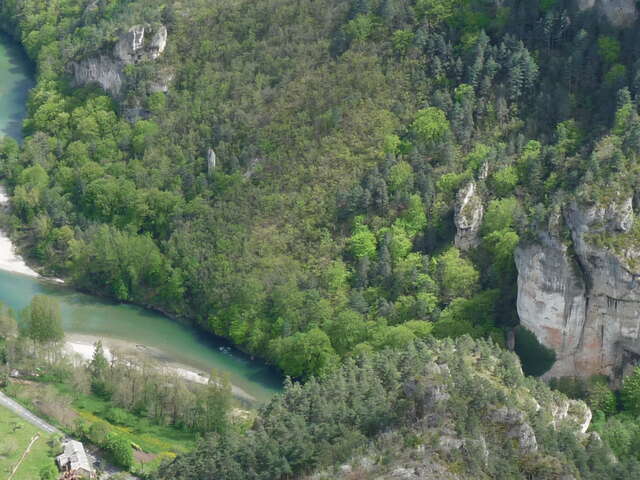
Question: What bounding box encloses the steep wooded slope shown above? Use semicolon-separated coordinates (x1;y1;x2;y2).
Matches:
156;338;640;480
3;0;640;381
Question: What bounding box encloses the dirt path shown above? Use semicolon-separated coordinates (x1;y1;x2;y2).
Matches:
7;433;39;480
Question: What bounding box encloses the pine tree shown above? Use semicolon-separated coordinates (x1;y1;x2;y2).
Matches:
622;367;640;415
88;341;110;398
377;238;392;283
349;0;370;19
377;0;397;24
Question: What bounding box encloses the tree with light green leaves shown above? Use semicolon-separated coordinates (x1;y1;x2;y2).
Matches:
412;107;449;145
434;248;479;302
104;433;133;469
415;0;459;25
349;217;377;258
270;328;339;379
21;295;63;345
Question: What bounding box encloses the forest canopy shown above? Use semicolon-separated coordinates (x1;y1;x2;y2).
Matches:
1;0;639;382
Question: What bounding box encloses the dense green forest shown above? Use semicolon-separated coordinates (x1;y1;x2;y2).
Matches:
1;0;607;379
157;337;640;480
4;0;640;478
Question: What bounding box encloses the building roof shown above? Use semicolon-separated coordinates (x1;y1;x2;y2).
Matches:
56;440;92;474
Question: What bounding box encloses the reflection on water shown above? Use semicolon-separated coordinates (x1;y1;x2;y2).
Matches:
0;33;34;141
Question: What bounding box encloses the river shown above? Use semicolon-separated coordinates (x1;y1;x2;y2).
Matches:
0;33;282;404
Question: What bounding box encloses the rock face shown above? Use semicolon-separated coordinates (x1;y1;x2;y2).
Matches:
72;24;168;97
516;195;640;379
207;148;217;176
551;397;593;434
72;55;124;96
454;182;483;251
114;25;167;64
576;0;638;27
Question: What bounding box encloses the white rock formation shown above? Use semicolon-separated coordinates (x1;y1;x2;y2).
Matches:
207;148;217;176
114;25;167;63
454;182;483;251
72;55;124;96
72;24;169;97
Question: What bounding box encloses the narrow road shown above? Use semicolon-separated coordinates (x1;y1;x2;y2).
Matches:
0;391;61;435
0;391;141;479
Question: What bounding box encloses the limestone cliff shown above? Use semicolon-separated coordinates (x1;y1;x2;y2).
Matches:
576;0;638;27
71;24;169;97
516;195;640;379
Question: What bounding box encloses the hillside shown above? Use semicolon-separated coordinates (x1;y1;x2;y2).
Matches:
1;0;627;380
156;337;640;480
5;0;640;478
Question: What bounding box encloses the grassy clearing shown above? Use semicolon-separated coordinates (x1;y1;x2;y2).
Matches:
5;381;197;473
62;385;198;454
0;404;55;480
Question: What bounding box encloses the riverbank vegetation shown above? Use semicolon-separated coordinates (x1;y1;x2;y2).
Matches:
0;296;236;475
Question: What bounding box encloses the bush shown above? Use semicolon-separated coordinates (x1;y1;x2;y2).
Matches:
88;422;110;445
489;166;518;197
39;463;58;480
105;433;133;469
586;378;616;415
104;407;135;426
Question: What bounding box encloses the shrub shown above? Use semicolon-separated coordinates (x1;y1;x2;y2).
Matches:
104;407;135;426
105;433;133;469
39;463;58;480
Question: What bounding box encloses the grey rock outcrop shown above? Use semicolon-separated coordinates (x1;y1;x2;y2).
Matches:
72;24;169;97
516;194;640;379
72;55;124;96
454;182;483;251
576;0;638;27
207;149;217;176
515;231;588;378
508;423;538;453
114;25;167;64
551;398;592;434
